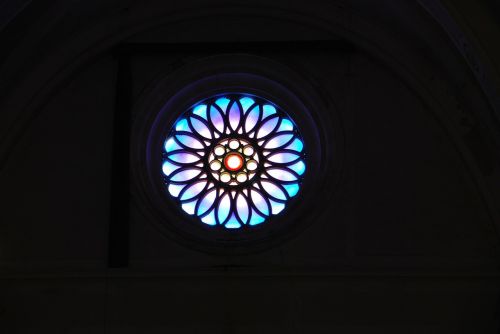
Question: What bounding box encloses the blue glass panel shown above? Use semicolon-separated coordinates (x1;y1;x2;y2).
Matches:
267;168;298;182
193;104;207;119
287;160;306;176
250;190;269;216
267;152;300;164
261;181;287;200
215;97;230;113
262;104;277;118
180;181;206;201
164;137;183;152
170;168;201;182
244;105;260;133
236;194;249;224
285;138;304;152
168;152;200;164
175;119;190;132
176;134;204;149
225;214;241;229
283;183;300;197
239;97;254;113
249;209;266;225
197;189;217;216
162;161;180;176
264;134;294;149
228;101;241;131
217;193;231;223
201;208;216;226
269;199;285;214
168;183;186;197
181;199;197;215
209;106;224;133
190;118;212;139
256;117;279;139
277;118;294;132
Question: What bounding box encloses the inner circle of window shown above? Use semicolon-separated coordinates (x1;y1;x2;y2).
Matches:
161;93;306;229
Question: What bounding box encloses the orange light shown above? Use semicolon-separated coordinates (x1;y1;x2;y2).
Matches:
224;153;244;171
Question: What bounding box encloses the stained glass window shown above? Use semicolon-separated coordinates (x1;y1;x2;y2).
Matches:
162;93;306;229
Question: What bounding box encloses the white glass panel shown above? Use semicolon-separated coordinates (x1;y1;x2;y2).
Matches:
180;181;207;201
176;134;204;149
197;189;217;216
261;181;287;200
267;152;300;164
264;134;294;149
250;190;269;216
256;117;279;139
190;118;212;139
167;152;200;164
210;105;224;133
267;168;298;182
244;105;260;133
236;193;249;224
217;193;231;223
228;101;241;131
170;168;201;182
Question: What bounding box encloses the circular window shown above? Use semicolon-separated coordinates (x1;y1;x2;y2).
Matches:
131;55;338;253
162;93;306;229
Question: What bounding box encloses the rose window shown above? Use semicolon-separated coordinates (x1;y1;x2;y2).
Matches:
161;93;306;229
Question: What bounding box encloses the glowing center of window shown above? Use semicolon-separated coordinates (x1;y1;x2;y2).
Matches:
224;153;244;171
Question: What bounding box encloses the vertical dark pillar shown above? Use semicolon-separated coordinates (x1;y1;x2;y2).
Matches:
108;49;131;268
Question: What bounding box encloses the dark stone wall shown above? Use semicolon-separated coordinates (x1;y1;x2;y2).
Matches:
0;1;499;333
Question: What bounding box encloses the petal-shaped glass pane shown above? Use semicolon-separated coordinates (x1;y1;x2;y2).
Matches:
283;183;300;197
256;117;279;139
201;208;216;226
175;119;190;132
217;193;231;224
239;97;254;113
269;199;285;214
193;104;207;119
190;118;212;139
287;161;306;176
285;137;304;152
236;193;249;224
197;189;217;216
225;214;241;229
267;168;298;182
181;199;197;215
164;137;183;152
162;161;180;176
249;209;266;225
250;190;269;216
245;105;260;133
261;181;287;200
215;97;230;113
168;183;186;197
277;118;294;132
228;101;241;131
167;152;200;164
264;134;294;149
267;152;301;164
262;104;277;118
176;134;204;149
180;181;207;201
170;168;201;182
209;105;224;133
